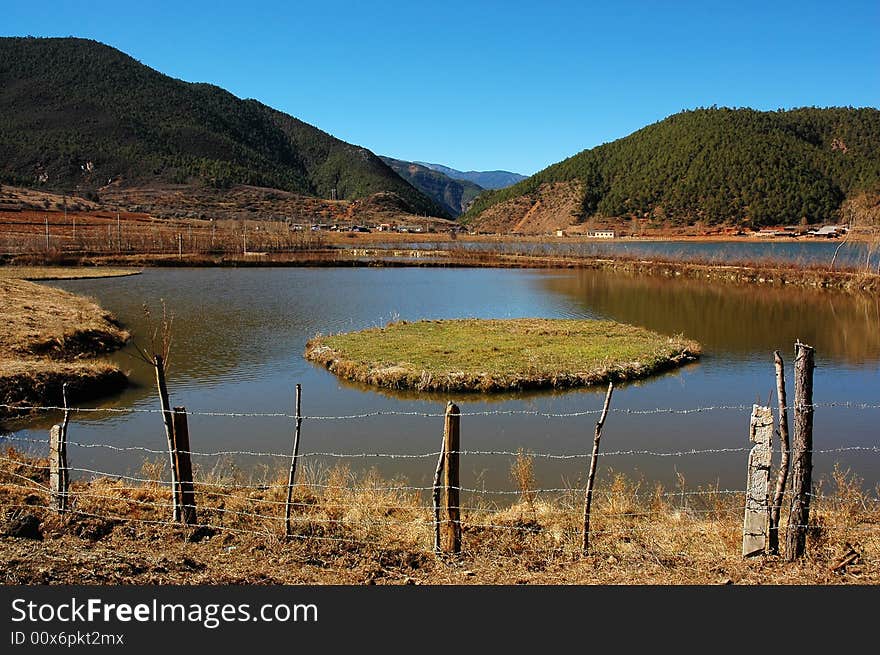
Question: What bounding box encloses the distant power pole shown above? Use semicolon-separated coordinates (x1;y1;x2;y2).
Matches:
117;212;121;251
45;215;50;251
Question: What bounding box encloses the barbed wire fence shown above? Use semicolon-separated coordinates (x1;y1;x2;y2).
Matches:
2;392;879;565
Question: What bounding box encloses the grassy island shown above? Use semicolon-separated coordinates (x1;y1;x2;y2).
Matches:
0;278;129;417
304;318;701;392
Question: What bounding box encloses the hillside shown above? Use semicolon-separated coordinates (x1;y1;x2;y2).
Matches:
415;162;526;190
465;107;880;231
380;156;483;216
0;37;447;218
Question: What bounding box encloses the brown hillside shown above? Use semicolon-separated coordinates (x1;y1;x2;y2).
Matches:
469;181;584;234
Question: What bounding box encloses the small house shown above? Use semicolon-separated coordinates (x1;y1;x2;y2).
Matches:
807;225;847;238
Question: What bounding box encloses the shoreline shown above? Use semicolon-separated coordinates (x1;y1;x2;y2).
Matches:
4;246;871;293
0;277;130;419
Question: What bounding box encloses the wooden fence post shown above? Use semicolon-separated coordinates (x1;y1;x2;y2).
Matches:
442;401;461;554
284;384;303;540
171;407;197;525
155;354;180;522
49;383;72;513
785;342;815;561
432;426;445;555
49;424;69;512
768;351;791;555
582;381;614;556
742;405;773;557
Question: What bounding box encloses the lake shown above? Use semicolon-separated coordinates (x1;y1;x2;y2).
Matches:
6;265;880;497
393;238;880;269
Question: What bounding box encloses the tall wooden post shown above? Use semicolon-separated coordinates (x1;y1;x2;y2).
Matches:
49;383;72;513
432;425;446;555
442;401;461;554
49;425;69;512
155;354;180;522
171;407;197;525
742;405;773;557
582;382;614;555
785;342;815;561
768;351;791;555
284;384;303;540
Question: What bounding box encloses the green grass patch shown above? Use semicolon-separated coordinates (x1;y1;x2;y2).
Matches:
304;318;701;392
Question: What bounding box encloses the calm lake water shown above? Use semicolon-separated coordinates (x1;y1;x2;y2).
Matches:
399;238;880;269
7;264;880;495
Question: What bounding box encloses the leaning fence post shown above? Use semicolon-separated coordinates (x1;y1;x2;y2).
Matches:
768;351;791;555
432;426;445;555
582;381;614;555
785;341;815;561
442;401;461;554
171;407;197;525
155;354;180;522
284;384;303;540
742;405;773;557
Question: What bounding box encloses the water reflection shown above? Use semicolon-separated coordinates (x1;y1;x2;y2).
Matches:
541;270;880;364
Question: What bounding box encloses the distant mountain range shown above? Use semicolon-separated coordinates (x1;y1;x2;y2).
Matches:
414;163;527;190
379;157;484;216
0;37;448;217
466;107;880;231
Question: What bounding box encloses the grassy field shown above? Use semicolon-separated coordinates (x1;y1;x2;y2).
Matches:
0;278;129;416
0;450;875;584
305;319;700;392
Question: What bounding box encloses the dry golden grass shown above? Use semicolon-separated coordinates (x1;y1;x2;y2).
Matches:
0;266;142;280
0;278;129;413
1;450;876;585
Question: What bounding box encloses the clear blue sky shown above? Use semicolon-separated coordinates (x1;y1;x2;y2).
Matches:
3;1;878;174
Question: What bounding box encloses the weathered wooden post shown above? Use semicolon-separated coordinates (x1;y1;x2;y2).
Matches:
154;354;180;522
171;407;197;525
442;401;461;554
49;425;69;512
768;351;791;555
432;426;445;555
49;383;72;513
742;405;773;557
785;342;815;561
582;381;614;555
284;384;303;540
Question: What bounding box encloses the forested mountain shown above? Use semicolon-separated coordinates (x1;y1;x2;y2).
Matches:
466;107;880;227
0;37;447;217
380;156;483;216
415;162;526;190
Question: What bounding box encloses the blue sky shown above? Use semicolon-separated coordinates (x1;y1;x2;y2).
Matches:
3;1;878;174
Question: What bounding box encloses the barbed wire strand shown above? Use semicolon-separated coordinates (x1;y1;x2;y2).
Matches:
2;434;878;461
2;400;879;420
